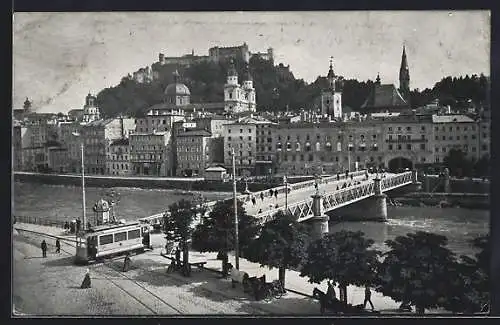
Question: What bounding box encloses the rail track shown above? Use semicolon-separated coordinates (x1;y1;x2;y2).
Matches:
14;228;271;315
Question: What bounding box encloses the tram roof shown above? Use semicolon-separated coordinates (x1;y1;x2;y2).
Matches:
85;221;140;233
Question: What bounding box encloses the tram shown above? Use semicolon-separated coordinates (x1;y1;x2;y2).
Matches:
75;221;149;265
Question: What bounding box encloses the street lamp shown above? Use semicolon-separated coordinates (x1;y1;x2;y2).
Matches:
283;175;288;212
72;131;87;232
231;148;240;270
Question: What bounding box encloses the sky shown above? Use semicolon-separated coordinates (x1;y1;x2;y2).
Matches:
13;11;490;113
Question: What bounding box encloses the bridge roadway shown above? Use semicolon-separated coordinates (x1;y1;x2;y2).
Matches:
242;172;387;217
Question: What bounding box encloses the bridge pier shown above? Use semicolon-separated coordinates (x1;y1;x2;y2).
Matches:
371;178;388;222
410;169;422;192
310;193;329;240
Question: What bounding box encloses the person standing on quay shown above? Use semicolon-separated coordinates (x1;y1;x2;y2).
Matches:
55;238;61;254
41;240;47;258
81;269;91;289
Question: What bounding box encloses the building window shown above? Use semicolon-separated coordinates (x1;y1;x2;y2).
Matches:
389;144;393;150
248;129;251;133
420;144;426;150
248;136;252;140
442;136;446;140
457;136;460;140
398;145;402;150
308;154;313;162
407;144;412;150
442;147;446;152
421;126;425;131
240;129;243;133
407;127;411;131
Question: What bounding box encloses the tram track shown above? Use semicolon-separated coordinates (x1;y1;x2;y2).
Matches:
14;228;270;315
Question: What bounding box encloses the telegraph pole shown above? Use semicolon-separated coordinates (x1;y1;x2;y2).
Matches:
80;142;87;232
231;148;239;270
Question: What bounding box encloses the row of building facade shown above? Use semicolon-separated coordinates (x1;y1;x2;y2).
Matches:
13;46;490;178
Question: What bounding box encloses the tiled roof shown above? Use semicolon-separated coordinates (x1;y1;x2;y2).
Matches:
432;114;475;123
110;138;130;146
84;118;114;127
361;84;408;109
177;129;212;137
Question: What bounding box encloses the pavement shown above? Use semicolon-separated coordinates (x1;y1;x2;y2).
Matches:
13;222;410;316
243;172;388;216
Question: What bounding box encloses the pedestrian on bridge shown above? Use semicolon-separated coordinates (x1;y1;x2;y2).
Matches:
274;190;278;199
260;192;264;201
251;196;256;206
55;238;61;254
41;240;47;258
269;189;273;197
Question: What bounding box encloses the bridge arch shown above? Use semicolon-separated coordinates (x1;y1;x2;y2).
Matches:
388;157;413;172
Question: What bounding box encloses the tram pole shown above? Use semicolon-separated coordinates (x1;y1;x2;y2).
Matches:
231;148;239;270
81;142;87;232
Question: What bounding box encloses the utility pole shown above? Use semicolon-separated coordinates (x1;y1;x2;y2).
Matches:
231;148;239;270
284;175;288;212
80;142;87;232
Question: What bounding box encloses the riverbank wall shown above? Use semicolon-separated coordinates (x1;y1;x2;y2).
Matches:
13;172;312;192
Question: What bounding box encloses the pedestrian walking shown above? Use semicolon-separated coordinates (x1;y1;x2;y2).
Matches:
337;173;340;181
55;238;61;254
260;192;264;201
350;174;354;180
122;253;131;272
363;286;374;310
251;196;256;206
327;281;336;302
175;246;181;269
80;268;91;289
76;219;81;233
274;190;278;199
269;189;273;197
41;240;47;258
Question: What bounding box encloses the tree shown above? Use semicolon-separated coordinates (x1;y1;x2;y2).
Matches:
244;211;310;287
191;198;260;276
163;198;206;277
455;235;490;313
375;231;458;314
443;149;474;177
300;230;380;304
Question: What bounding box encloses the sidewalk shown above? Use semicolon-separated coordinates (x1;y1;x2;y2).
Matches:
14;222;402;313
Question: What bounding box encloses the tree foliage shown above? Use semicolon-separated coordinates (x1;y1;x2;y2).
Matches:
191;198;260;258
443;149;490;178
300;230;380;303
244;211;310;286
375;231;459;314
163;198;207;276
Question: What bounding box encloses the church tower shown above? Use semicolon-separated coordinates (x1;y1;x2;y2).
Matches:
242;63;256;112
83;93;101;123
224;59;242;113
399;45;410;101
321;57;343;119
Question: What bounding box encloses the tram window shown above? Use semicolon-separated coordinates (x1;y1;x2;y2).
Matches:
100;234;113;245
128;229;141;239
114;232;127;242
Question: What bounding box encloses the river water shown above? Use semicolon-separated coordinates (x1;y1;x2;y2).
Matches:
13;182;489;257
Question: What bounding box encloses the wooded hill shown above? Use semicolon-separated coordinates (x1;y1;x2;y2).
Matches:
95;56;489;118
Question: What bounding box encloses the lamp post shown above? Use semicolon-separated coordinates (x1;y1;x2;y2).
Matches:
231;148;239;270
72;132;87;232
283;175;288;212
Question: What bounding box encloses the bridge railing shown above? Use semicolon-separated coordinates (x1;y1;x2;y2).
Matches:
380;171;413;191
14;215;68;229
254;171;413;221
237;170;367;205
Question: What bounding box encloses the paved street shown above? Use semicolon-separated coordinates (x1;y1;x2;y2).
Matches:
243;172;390;216
13;222;411;316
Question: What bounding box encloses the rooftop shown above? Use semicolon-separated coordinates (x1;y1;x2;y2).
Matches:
177;129;212;137
432;114;476;123
110;138;130;146
361;84;408;110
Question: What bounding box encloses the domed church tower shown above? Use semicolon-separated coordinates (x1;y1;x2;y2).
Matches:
164;70;191;106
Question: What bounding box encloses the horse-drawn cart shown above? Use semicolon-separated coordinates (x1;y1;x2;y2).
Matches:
229;264;286;301
312;288;380;315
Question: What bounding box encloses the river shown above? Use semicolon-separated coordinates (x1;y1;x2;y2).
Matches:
13;182;489;257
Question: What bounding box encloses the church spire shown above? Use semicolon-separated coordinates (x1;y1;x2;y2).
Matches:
399;44;410;100
228;58;237;77
375;73;381;85
327;56;336;91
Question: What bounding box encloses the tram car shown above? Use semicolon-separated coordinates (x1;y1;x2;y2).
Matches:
74;221;150;265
